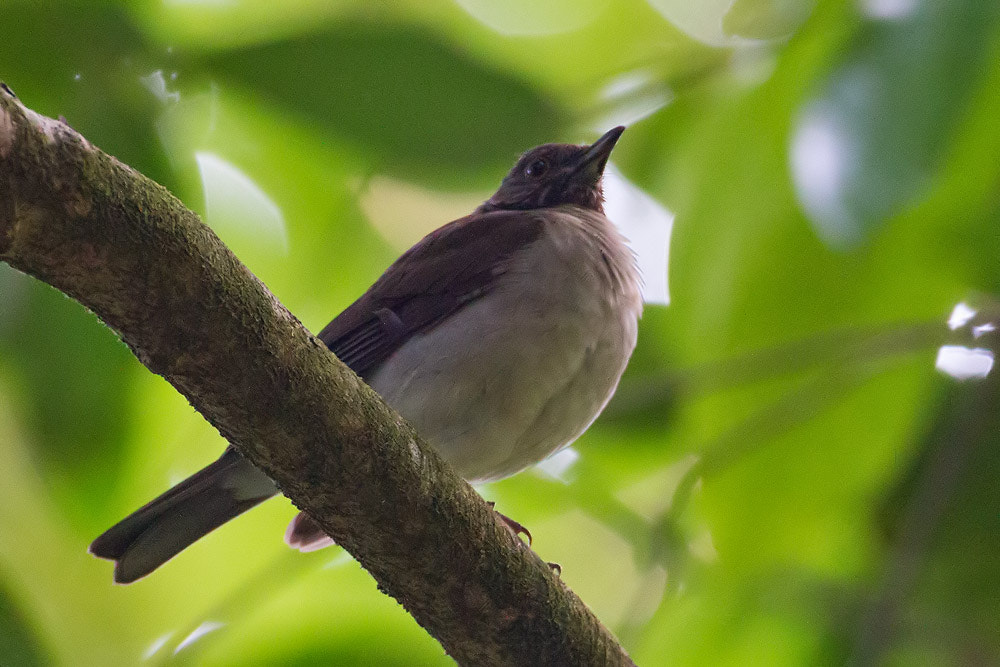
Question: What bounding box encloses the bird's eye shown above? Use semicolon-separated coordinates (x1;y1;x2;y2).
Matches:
525;159;548;178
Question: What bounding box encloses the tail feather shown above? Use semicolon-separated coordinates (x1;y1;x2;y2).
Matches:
284;511;336;552
90;448;277;584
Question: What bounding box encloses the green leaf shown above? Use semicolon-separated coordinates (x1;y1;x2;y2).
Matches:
0;2;175;186
200;22;564;188
0;585;49;667
790;0;1000;245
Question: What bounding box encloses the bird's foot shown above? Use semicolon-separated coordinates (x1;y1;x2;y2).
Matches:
487;501;532;546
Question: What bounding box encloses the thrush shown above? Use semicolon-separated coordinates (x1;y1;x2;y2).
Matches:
91;126;642;583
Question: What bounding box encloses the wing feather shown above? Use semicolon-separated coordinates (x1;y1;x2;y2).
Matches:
319;210;543;378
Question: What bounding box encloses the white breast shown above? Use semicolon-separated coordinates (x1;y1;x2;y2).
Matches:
366;205;642;482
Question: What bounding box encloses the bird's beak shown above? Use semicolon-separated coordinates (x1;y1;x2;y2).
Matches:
570;126;625;184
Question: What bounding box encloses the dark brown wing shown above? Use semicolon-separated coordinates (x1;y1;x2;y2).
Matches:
318;209;544;378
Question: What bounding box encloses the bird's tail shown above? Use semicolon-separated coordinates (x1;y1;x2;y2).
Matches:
89;447;278;584
284;510;336;552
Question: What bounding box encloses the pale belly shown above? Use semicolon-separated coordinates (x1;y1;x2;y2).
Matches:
366;207;641;482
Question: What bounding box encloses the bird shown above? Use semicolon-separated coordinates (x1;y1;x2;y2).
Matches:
90;126;642;584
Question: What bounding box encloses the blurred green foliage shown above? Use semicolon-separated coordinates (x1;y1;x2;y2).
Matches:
1;0;998;664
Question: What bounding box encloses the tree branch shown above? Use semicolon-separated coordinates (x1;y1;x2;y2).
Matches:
0;85;633;666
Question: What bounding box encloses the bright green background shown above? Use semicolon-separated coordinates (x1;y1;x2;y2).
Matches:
2;0;999;665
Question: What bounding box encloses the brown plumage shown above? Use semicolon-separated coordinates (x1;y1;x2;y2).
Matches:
90;126;640;582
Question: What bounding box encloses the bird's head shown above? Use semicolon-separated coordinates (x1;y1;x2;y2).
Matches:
478;126;625;214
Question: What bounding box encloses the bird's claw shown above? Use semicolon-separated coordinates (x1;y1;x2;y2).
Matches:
487;501;532;546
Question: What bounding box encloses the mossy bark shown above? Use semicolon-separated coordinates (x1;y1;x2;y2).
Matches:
0;86;634;666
